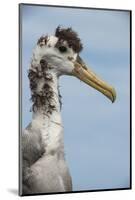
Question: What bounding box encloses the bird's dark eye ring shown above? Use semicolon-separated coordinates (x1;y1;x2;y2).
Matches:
58;46;67;53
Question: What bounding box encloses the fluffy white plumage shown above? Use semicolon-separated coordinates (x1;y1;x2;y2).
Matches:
22;32;78;194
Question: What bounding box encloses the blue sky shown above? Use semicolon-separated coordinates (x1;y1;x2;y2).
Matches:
21;5;130;191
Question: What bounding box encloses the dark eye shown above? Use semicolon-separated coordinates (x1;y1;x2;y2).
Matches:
58;46;67;53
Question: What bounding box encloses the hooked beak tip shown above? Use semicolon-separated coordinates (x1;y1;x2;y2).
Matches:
111;88;116;103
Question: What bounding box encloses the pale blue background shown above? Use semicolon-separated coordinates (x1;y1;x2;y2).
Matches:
21;5;130;191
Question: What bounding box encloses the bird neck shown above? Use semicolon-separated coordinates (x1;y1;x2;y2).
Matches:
32;71;62;123
30;69;64;156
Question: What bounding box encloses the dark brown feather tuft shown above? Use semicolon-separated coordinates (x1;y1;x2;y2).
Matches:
55;26;83;53
28;59;62;113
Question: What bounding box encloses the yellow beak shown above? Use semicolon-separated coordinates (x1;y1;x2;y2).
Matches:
71;56;116;103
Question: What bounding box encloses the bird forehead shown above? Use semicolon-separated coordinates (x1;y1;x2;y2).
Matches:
47;36;58;47
37;35;58;47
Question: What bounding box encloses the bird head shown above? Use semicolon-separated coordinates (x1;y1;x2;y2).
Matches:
31;26;116;103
